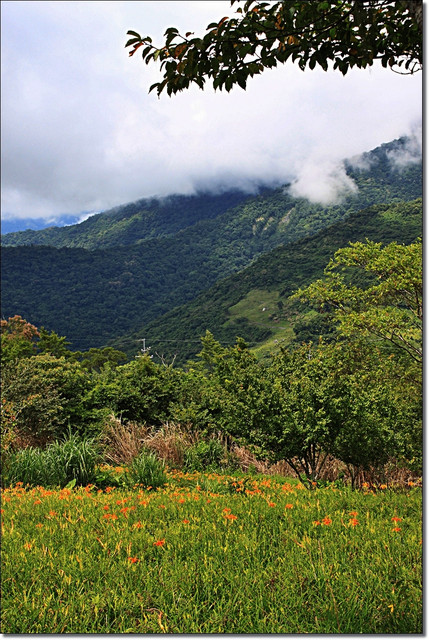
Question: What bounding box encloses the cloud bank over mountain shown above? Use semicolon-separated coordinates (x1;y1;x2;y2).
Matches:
1;1;422;223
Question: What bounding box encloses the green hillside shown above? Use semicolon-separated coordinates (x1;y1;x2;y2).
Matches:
1;191;252;249
114;198;422;364
1;137;422;354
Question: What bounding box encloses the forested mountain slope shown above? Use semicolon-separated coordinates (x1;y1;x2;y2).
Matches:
2;136;421;252
1;137;421;354
1;190;253;249
114;198;422;364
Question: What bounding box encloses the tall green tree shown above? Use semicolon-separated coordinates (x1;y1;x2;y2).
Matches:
127;0;422;96
294;239;422;364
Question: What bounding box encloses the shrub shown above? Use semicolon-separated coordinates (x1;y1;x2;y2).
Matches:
183;438;225;472
124;450;167;489
1;354;92;443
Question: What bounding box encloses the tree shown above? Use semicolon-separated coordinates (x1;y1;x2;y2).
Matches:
76;346;127;372
89;354;180;425
1;355;92;444
36;327;73;359
293;239;422;364
126;0;422;96
1;315;39;363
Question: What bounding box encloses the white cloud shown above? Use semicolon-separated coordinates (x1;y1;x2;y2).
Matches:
0;1;422;221
386;124;422;168
288;159;358;205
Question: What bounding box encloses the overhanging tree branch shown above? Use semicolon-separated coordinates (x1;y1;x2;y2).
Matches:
126;0;422;96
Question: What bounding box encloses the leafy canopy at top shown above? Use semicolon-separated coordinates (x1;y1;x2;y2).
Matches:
126;0;422;96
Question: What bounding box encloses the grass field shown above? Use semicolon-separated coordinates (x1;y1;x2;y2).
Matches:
1;470;422;634
226;288;295;358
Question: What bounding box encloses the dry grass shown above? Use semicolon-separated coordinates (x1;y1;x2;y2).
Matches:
143;422;198;468
100;417;421;487
230;445;270;474
101;415;148;464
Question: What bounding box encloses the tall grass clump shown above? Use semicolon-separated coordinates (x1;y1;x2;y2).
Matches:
124;449;167;489
101;415;147;464
2;432;100;488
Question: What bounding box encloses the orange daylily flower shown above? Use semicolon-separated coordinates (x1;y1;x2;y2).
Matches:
391;516;402;522
349;518;359;527
128;557;139;564
154;539;165;547
322;517;332;526
285;504;293;509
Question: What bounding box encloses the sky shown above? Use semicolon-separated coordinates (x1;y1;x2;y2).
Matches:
1;0;423;224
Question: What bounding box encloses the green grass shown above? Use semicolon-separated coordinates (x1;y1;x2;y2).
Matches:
226;288;295;358
1;471;422;633
2;433;100;489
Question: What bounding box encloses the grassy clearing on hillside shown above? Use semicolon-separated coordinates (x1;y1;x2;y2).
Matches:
227;288;295;358
1;471;422;634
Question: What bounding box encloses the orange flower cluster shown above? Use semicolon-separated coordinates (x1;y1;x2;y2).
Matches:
153;539;165;547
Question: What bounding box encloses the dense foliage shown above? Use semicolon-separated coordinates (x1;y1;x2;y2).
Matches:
127;0;422;96
1;237;422;486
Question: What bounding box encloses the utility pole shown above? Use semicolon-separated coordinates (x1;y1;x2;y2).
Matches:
136;338;152;357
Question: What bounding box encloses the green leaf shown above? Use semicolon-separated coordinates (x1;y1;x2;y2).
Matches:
125;37;141;48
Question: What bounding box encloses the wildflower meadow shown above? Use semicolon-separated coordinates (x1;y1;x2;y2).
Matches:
1;470;422;634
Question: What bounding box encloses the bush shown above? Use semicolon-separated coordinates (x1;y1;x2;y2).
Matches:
183;439;225;472
2;433;100;488
124;450;167;489
1;355;92;443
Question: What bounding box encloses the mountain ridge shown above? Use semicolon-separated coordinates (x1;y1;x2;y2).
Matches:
1;136;422;356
